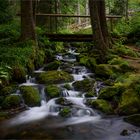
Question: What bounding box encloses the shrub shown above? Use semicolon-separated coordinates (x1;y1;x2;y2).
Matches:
0;0;14;24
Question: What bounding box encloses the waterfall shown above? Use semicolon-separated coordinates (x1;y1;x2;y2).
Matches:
9;47;101;126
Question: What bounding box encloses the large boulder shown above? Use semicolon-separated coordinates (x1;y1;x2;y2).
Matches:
36;70;73;84
95;64;114;79
0;86;15;96
72;79;95;92
124;114;140;127
85;91;96;97
98;84;124;100
118;89;140;115
2;95;21;109
43;60;61;71
79;55;96;71
45;85;61;99
56;97;73;106
59;107;71;117
20;86;41;107
87;99;114;114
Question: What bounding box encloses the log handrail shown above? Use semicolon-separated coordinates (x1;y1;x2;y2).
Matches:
17;13;122;18
36;13;122;18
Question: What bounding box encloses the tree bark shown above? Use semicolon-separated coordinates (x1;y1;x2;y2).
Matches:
20;0;37;42
89;0;110;62
98;0;111;48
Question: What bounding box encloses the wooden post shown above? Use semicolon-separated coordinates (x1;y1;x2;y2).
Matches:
110;18;113;31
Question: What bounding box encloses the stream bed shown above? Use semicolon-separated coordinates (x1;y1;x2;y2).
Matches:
0;48;140;140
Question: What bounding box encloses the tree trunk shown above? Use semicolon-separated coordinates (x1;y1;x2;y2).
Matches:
89;0;111;62
32;0;37;24
77;0;81;25
98;0;111;48
20;0;37;42
125;0;129;20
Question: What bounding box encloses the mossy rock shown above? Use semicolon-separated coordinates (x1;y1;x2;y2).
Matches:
0;86;14;96
118;89;140;115
95;64;114;79
103;79;114;86
124;114;140;127
79;55;96;71
56;97;73;106
63;83;72;90
85;91;96;97
11;65;26;83
2;95;21;109
36;70;73;84
59;63;73;73
72;79;95;92
20;86;41;107
43;60;61;71
98;84;124;100
0;112;9;121
59;107;71;117
45;85;61;99
87;99;114;115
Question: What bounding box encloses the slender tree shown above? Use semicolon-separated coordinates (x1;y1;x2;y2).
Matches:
20;0;37;42
89;0;111;62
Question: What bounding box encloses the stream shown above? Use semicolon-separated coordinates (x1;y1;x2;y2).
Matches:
0;48;140;140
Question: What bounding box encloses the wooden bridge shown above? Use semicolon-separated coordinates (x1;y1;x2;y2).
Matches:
44;34;93;42
38;14;122;42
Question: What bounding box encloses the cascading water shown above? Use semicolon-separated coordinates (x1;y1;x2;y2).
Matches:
1;47;140;140
8;48;101;126
20;75;37;86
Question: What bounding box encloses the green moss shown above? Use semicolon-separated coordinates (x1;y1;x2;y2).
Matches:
95;64;114;79
98;83;124;100
56;97;73;106
112;45;138;57
26;59;35;74
124;114;140;127
118;89;140;115
63;83;72;90
79;55;96;71
0;86;14;96
44;61;61;71
108;57;128;65
59;107;71;117
108;57;133;73
72;79;95;92
87;99;113;114
85;91;96;97
36;70;73;84
34;49;45;69
20;86;41;107
11;65;26;83
45;85;61;99
2;95;21;109
0;112;9;121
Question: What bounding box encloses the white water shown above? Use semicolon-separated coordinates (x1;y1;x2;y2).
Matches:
34;67;45;73
9;49;103;126
20;75;37;86
10;99;58;125
2;48;140;140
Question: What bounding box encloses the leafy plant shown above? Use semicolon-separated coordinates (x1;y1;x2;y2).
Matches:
0;65;12;86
